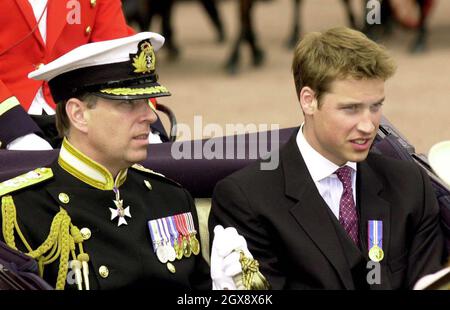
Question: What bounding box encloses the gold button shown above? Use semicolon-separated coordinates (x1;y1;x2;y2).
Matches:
80;228;91;240
144;180;152;190
85;26;92;35
58;193;70;204
166;262;176;274
90;0;96;7
0;141;2;148
99;265;109;278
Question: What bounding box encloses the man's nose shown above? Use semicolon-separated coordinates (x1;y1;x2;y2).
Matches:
357;112;376;133
141;100;157;124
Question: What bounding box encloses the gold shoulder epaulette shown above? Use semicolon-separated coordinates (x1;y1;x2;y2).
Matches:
131;164;181;187
0;168;53;197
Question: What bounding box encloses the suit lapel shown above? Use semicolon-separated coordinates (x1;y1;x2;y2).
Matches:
15;0;45;47
357;160;391;263
282;133;355;289
46;0;68;52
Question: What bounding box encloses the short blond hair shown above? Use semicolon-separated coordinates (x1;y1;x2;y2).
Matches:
292;27;396;105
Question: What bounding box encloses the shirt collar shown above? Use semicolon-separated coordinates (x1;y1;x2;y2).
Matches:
58;138;128;190
296;123;357;182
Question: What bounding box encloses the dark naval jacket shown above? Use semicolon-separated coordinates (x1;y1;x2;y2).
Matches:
0;138;211;290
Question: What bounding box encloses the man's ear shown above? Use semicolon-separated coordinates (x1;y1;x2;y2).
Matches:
65;98;89;134
299;87;318;116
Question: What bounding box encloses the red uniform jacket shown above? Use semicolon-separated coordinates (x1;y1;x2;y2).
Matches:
0;0;134;147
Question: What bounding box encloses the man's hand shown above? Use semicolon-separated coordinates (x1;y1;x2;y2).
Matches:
413;266;450;290
7;133;53;150
210;225;252;290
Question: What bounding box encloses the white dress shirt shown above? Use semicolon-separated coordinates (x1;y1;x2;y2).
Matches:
296;123;357;219
28;0;55;115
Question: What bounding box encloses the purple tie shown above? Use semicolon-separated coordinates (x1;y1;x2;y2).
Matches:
335;166;359;245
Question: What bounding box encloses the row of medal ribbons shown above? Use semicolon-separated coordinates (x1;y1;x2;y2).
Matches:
148;212;200;264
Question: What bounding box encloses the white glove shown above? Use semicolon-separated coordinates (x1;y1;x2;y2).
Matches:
148;131;163;144
7;133;53;150
210;225;252;290
413;267;450;290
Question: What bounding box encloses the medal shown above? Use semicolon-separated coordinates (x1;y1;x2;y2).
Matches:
183;236;191;258
369;245;384;262
180;214;192;258
156;243;168;263
159;218;176;262
168;216;180;258
109;187;131;226
186;212;200;256
190;235;200;256
175;236;184;260
173;215;184;260
148;220;168;264
368;220;384;262
165;244;176;262
175;214;191;258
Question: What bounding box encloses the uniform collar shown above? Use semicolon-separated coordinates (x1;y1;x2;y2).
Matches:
58;138;128;190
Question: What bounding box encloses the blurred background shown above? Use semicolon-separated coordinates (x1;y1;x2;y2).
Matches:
123;0;450;155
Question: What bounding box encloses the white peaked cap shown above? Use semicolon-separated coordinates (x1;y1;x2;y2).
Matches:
28;32;170;102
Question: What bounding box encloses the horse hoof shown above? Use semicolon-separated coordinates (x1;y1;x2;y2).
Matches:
410;41;426;54
253;49;265;67
225;61;239;75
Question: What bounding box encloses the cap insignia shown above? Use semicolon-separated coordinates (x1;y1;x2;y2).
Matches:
131;40;155;74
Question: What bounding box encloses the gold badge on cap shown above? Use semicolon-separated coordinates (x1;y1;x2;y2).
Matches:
131;40;155;74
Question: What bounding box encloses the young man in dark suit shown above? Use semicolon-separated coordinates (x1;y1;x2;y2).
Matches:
211;26;446;289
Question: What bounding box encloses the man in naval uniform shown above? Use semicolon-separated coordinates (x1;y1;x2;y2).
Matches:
0;32;212;290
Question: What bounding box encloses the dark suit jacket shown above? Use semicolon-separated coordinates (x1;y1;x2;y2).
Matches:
211;130;445;289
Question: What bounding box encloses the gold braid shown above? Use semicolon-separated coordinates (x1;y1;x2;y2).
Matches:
1;195;87;290
238;250;271;290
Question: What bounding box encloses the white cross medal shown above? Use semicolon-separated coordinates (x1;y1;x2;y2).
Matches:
109;187;131;226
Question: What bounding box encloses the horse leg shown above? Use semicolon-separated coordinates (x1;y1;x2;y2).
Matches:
225;0;248;74
242;0;264;67
411;0;427;53
286;0;302;48
341;0;357;29
160;0;179;60
199;0;225;42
